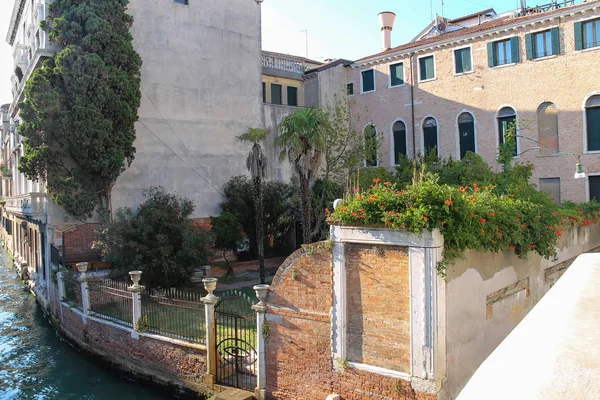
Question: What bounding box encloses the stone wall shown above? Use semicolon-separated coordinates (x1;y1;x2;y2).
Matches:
443;223;600;399
265;244;436;400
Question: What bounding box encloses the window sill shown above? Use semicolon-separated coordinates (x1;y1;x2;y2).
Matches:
453;70;475;77
492;62;517;69
361;90;376;95
418;77;437;84
389;83;406;89
584;150;600;155
532;54;558;62
578;46;600;53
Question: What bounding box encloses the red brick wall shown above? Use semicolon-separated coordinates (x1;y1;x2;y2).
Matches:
266;243;436;400
59;304;210;395
346;245;411;373
62;224;99;256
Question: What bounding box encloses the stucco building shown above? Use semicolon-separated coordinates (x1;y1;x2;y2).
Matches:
346;0;600;203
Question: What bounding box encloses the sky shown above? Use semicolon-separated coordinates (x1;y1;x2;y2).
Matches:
0;0;529;105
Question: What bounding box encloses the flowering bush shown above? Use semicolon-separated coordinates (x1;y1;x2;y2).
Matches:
328;175;599;275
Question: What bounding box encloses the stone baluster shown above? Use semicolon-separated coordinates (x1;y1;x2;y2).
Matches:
201;277;219;386
76;262;90;317
56;270;65;301
252;284;270;400
128;270;144;339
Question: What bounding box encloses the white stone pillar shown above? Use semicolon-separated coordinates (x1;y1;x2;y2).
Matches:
77;262;90;316
201;277;219;386
252;284;270;400
127;270;144;339
56;271;65;301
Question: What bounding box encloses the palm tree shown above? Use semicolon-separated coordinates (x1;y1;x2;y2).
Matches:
276;108;328;245
238;128;269;284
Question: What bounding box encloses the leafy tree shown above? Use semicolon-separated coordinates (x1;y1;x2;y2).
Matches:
93;187;211;289
238;128;269;284
211;212;243;275
18;0;142;219
277;108;328;244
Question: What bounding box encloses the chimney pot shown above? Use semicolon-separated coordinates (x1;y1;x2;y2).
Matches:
378;11;396;50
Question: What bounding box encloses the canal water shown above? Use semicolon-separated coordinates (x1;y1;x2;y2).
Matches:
0;249;170;400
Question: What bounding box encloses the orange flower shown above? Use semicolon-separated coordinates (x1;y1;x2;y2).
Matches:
422;215;429;221
497;232;503;237
373;178;382;184
358;195;364;201
552;211;558;216
379;205;386;210
353;187;359;193
384;181;393;186
515;217;520;221
445;199;453;206
509;245;516;251
489;212;495;217
459;186;467;193
528;244;536;249
582;220;591;226
479;218;486;223
469;213;475;217
522;223;527;228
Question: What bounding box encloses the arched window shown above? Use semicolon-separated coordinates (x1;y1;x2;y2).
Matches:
422;117;438;156
537;102;558;153
497;107;517;156
586;95;600;152
364;124;378;167
392;120;407;165
457;112;476;159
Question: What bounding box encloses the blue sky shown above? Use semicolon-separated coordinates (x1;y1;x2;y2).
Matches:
0;0;528;104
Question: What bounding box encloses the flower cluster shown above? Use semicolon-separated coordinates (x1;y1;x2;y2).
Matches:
329;175;600;275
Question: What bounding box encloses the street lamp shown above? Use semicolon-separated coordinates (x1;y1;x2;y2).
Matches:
502;134;585;194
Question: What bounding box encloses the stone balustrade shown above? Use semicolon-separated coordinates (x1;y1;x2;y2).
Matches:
261;53;304;74
5;192;47;221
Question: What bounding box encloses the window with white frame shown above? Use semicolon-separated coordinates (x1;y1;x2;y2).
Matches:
422;117;438;156
458;112;475;159
586;95;600;152
389;62;404;86
419;56;435;81
454;47;472;74
392;120;407;165
361;69;375;93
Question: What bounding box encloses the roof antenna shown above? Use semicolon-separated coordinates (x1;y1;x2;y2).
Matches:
430;0;434;20
441;0;445;19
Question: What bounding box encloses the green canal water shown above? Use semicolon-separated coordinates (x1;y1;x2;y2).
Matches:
0;249;171;400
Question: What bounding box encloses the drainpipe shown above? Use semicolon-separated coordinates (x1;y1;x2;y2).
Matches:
409;52;417;158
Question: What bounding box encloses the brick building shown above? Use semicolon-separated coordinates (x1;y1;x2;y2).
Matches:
345;0;600;203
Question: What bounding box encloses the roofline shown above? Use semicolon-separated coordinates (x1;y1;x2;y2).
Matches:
261;50;323;65
6;0;26;46
305;59;353;74
449;8;496;23
352;0;599;67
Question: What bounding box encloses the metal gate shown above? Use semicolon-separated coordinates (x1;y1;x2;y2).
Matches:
215;290;257;391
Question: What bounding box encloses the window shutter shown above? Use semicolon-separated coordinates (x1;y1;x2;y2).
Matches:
574;21;583;50
510;37;520;62
525;33;534;60
487;42;496;67
551;27;560;55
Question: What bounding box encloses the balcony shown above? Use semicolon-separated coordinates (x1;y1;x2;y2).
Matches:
5;193;47;221
262;53;305;75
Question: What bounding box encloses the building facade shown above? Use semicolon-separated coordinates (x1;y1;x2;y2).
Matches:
346;0;600;203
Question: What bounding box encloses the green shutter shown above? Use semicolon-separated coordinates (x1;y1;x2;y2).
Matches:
575;21;583;50
510;37;520;63
551;27;560;55
525;33;534;60
587;107;600;151
487;42;496;67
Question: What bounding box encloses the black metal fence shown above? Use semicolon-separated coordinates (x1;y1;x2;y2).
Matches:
62;273;83;310
215;290;257;391
141;288;206;343
88;279;133;328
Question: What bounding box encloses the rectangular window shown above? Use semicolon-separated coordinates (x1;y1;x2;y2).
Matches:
539;178;560;204
576;19;600;50
527;28;560;59
389;62;404;86
287;86;298;107
488;37;520;67
587;106;600;151
173;0;188;4
271;84;282;105
590;176;600;201
347;83;354;96
419;55;435;81
454;47;472;74
361;69;375;93
262;82;266;103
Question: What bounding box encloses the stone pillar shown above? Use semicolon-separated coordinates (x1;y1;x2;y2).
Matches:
77;262;90;316
201;277;219;386
128;270;144;339
252;284;270;400
56;271;65;301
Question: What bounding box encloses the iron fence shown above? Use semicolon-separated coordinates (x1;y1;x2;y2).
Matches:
141;288;206;343
62;273;82;310
88;279;133;327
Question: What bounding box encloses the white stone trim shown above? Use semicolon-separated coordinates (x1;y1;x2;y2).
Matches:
359;67;376;94
582;91;600;154
455;110;478;160
420;114;440;157
390;117;409;165
348;362;412;380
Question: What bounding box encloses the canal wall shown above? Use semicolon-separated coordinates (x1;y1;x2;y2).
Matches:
45;290;212;399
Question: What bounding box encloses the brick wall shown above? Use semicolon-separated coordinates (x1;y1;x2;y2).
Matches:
347;7;600;203
58;304;211;397
346;245;410;373
266;243;435;400
62;224;99;256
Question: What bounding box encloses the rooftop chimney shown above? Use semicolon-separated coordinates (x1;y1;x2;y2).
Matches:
378;11;396;50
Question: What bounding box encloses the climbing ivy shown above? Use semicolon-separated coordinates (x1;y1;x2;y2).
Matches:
18;0;142;218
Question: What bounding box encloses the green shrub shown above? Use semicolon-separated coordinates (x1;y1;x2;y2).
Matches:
211;212;243;274
93;187;211;288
